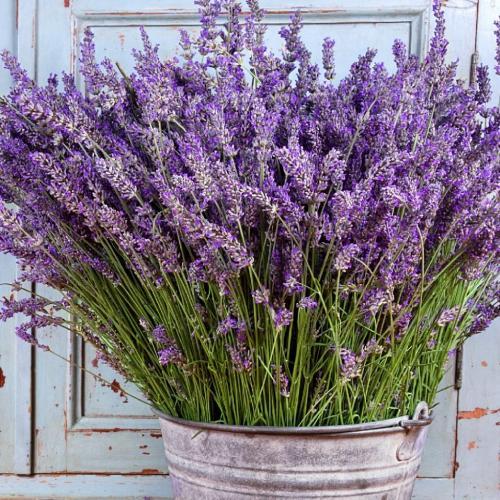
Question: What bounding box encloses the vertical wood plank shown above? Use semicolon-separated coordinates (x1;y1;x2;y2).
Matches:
33;286;69;473
453;3;500;497
437;0;478;81
455;325;500;499
418;368;458;478
0;0;18;474
11;0;39;476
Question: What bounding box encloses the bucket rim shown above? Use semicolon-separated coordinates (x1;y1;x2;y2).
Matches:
153;402;431;436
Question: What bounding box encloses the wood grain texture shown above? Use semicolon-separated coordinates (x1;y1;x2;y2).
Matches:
0;0;16;453
0;0;35;476
453;3;500;497
0;474;171;498
14;0;48;475
455;325;500;499
0;475;461;499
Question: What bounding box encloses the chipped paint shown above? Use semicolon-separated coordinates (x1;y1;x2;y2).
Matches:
458;407;500;420
0;367;5;388
141;469;161;475
109;378;128;402
81;8;346;18
73;427;157;433
467;440;477;450
110;379;121;394
91;356;99;368
118;32;126;50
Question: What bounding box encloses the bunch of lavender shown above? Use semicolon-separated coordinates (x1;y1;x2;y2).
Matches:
0;0;498;426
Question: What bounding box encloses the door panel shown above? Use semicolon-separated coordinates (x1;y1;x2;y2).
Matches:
32;0;459;478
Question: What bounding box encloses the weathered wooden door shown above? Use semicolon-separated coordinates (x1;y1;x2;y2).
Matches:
0;1;498;498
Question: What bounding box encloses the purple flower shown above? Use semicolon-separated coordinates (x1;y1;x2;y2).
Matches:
427;333;437;349
334;244;360;272
437;307;459;327
298;296;318;310
273;307;293;329
495;19;500;75
322;38;335;80
359;338;383;360
226;342;253;373
339;348;361;382
272;364;290;397
217;315;238;336
252;287;270;305
152;325;168;343
158;343;185;367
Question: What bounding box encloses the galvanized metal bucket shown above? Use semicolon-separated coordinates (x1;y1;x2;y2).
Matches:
155;402;432;499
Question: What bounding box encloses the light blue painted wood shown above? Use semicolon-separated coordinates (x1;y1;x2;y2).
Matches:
0;0;35;476
0;261;18;473
453;3;500;497
12;0;39;475
0;474;171;499
413;478;455;500
0;0;497;497
0;0;17;474
455;324;500;499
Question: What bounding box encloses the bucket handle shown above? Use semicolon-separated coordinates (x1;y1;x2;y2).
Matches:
397;402;431;461
400;401;432;428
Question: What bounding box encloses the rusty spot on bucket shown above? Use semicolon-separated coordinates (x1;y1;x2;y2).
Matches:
481;360;488;367
91;356;99;368
118;33;126;50
458;407;500;420
467;440;477;450
150;431;162;439
0;367;5;388
64;0;70;7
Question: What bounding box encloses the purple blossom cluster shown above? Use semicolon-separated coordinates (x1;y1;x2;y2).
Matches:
0;0;498;421
272;364;290;397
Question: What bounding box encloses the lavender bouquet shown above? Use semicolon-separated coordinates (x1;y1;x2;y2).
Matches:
0;0;498;426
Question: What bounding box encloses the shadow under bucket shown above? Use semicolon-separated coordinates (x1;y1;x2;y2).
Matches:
155;402;432;499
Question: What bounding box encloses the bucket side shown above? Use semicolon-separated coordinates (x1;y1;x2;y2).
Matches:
158;416;430;499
